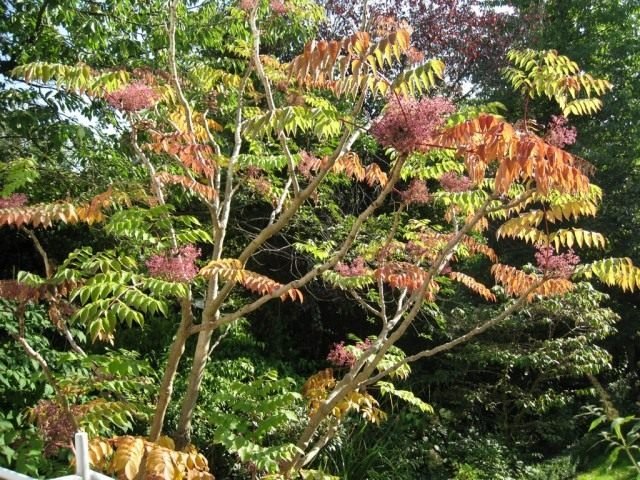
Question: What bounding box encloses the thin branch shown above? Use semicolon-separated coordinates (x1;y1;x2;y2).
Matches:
377;276;387;324
300;418;341;469
199;113;365;326
168;0;195;135
361;282;542;387
216;66;252;233
130;127;179;249
486;189;535;214
168;0;219;221
359;194;498;375
23;228;52;278
12;310;78;431
248;7;300;196
59;320;86;356
349;289;383;318
207;324;232;358
269;177;293;226
197;30;371;331
203;110;222;157
22;228;85;355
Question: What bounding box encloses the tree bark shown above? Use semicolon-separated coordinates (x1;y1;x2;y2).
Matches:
149;293;193;441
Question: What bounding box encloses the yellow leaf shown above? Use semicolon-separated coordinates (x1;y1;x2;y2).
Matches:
156;435;175;450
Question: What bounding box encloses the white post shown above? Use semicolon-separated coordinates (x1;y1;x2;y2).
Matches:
74;432;90;480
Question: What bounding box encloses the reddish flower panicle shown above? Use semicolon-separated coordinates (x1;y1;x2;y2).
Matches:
335;256;367;277
105;82;159;112
146;245;201;282
270;0;289;14
239;0;257;11
0;193;28;208
439;171;473;192
370;96;454;154
544;115;577;149
327;338;373;368
399;179;430;205
535;245;580;278
327;341;356;367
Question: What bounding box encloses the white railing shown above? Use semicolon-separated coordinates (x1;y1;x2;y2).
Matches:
0;432;113;480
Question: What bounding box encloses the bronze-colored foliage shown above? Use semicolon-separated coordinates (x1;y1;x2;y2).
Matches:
405;231;452;264
155;172;217;202
288;29;438;98
374;262;439;299
491;263;574;300
447;271;496;302
333;152;366;182
199;259;303;302
289;32;373;87
333;152;388;187
146;131;216;179
435;114;591;195
460;236;498;263
492;263;540;299
297;151;387;187
0;188;127;228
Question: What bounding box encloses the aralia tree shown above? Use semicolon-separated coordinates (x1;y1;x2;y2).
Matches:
1;0;639;478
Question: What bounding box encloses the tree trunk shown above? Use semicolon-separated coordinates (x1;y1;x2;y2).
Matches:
149;294;193;441
173;326;214;448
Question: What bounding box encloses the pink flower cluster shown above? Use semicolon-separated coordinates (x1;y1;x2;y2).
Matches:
534;245;580;278
105;82;159;112
370;96;454;154
239;0;257;11
146;245;201;282
399;179;430;205
439;171;473;192
270;0;290;14
544;115;577;149
0;193;28;208
335;256;367;277
327;338;373;368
